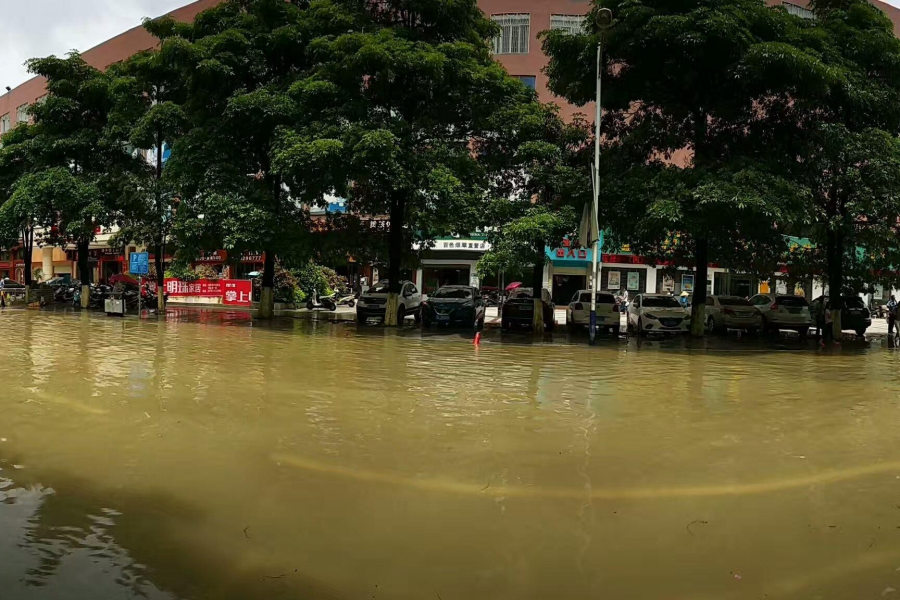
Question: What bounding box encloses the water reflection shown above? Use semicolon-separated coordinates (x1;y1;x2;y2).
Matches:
2;310;900;599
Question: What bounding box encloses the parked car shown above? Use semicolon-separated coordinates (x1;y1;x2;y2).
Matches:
627;293;691;335
810;295;872;337
566;290;620;334
356;280;422;324
501;287;555;331
749;294;813;336
421;285;485;329
704;295;763;334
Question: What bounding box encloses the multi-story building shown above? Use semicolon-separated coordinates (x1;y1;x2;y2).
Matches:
1;0;898;298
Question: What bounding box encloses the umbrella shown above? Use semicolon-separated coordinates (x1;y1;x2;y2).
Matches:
109;273;139;285
505;281;522;293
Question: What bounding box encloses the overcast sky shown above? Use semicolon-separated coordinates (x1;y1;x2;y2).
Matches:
4;0;900;91
0;0;189;90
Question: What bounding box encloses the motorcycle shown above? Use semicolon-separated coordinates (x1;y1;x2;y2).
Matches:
306;289;337;311
73;283;112;308
142;283;169;311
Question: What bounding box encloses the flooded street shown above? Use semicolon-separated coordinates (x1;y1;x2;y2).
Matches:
3;310;900;599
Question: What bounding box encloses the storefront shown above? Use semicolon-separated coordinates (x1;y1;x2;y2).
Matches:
91;248;125;284
192;250;228;277
544;241;592;304
230;252;265;279
416;238;489;296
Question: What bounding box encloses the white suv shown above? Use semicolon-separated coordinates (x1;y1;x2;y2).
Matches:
628;293;691;334
749;294;812;336
357;280;422;324
566;290;620;334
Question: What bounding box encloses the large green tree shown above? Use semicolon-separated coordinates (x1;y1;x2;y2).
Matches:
543;0;806;336
275;0;529;325
108;43;190;311
0;54;140;306
477;101;590;331
737;0;900;337
146;0;344;318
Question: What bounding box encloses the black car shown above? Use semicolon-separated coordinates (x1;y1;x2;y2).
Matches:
421;285;485;329
810;295;872;336
501;288;555;331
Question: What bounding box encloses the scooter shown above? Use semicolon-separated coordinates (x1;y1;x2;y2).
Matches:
306;289;337;311
336;292;357;308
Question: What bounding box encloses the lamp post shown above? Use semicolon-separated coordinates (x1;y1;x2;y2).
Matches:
589;8;612;345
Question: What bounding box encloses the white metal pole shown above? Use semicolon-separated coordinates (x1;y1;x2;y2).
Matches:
589;40;602;344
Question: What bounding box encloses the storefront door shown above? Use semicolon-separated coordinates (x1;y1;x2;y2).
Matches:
422;266;470;295
552;274;586;305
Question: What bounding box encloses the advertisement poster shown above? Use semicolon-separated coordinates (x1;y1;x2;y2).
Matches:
607;271;621;290
681;274;695;292
662;275;675;292
627;271;640;291
223;280;253;306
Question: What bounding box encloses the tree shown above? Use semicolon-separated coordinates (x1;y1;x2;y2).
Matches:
3;54;140;306
147;0;347;319
543;0;807;336
0;124;44;289
275;0;530;325
476;101;590;331
736;0;900;338
108;43;190;311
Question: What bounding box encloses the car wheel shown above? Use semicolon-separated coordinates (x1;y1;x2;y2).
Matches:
856;328;867;337
356;313;367;325
637;317;646;336
306;300;314;311
706;316;716;334
566;316;575;333
396;305;405;325
413;308;421;324
501;318;511;331
797;327;809;338
608;325;618;335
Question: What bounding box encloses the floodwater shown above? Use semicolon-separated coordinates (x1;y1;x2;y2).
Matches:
3;310;900;600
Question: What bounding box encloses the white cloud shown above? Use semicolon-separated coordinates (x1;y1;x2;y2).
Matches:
0;0;190;90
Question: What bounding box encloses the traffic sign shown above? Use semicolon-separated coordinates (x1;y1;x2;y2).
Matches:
130;252;150;276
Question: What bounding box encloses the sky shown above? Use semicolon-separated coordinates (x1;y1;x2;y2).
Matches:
0;0;189;90
3;0;900;91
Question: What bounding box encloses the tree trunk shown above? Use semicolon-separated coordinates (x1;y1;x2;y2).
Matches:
258;250;275;319
21;228;33;287
155;239;165;312
531;260;545;332
689;237;709;337
78;238;91;308
384;196;406;327
827;227;844;340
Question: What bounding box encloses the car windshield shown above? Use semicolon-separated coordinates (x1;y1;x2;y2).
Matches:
843;296;866;308
778;296;808;307
433;288;472;299
511;288;533;299
720;296;752;307
643;296;682;308
579;293;616;304
368;281;390;294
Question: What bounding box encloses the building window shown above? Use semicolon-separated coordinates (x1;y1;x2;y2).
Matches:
0;114;10;135
514;76;536;90
492;14;530;54
16;104;29;123
550;14;586;36
783;2;815;19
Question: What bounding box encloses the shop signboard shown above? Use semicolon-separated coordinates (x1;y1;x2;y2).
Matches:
164;279;223;297
223;280;253;306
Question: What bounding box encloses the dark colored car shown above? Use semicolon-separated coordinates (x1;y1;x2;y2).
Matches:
421;285;485;329
501;288;555;331
810;295;872;336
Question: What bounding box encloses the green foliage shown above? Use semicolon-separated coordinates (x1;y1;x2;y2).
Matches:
478;206;576;278
193;263;220;280
273;0;533;295
164;261;199;282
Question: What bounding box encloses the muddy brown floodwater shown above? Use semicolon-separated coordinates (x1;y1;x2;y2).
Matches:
3;310;900;599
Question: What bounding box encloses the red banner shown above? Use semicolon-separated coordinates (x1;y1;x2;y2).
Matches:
164;279;223;297
223;279;253;306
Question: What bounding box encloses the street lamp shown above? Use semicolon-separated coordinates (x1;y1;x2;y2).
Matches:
589;8;612;345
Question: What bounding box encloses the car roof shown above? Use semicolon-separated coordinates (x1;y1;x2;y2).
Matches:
438;285;473;289
576;289;614;295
